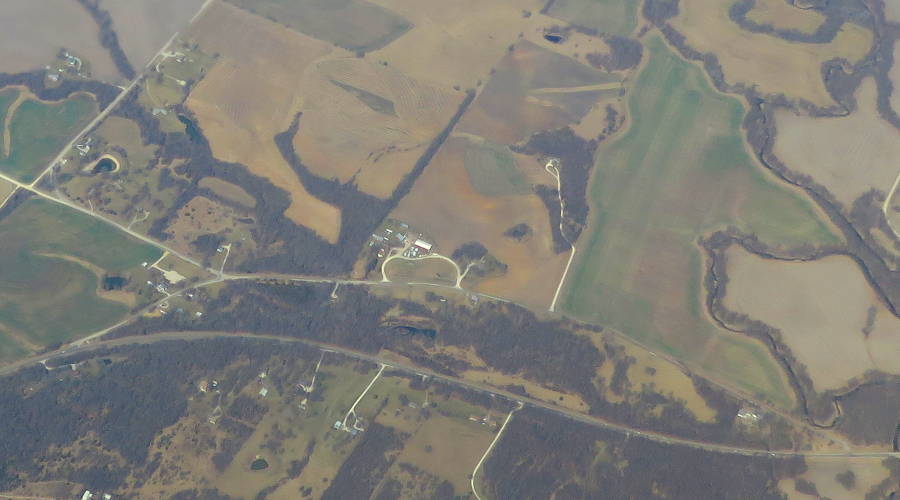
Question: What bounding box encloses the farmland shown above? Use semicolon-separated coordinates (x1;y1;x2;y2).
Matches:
773;79;900;209
0;0;120;82
383;257;459;286
722;247;900;392
544;0;638;36
560;36;839;407
669;0;872;106
186;1;342;242
0;198;162;359
0;91;97;183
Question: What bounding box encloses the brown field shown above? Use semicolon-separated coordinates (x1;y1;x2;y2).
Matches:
366;0;544;90
390;137;569;310
722;247;900;392
457;40;621;145
779;457;892;499
383;257;458;286
773;79;900;209
101;0;206;70
291;57;465;198
670;0;872;106
0;0;120;82
186;1;341;242
745;0;826;34
199;177;256;208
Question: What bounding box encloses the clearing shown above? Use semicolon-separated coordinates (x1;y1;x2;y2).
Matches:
560;36;839;408
670;0;872;106
773;78;900;209
722;247;900;392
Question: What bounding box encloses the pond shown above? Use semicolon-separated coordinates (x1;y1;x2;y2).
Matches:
250;458;269;471
543;33;564;44
102;275;126;290
92;157;117;174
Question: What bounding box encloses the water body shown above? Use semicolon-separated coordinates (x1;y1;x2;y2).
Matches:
102;275;126;290
92;157;117;174
250;458;269;471
543;33;564;44
177;114;203;143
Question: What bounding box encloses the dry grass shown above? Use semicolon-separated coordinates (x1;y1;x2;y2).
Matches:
390;137;569;310
164;195;249;256
0;0;121;82
462;368;590;412
199;177;256;208
887;2;900;23
723;247;900;392
745;0;826;35
0;178;15;204
102;0;206;70
395;416;493;492
773;78;900;208
383;257;458;286
891;40;900;117
186;1;341;242
291;57;464;198
670;0;872;106
779;457;892;499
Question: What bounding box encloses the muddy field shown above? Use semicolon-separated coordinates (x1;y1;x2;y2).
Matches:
773;79;900;209
0;0;121;82
722;247;900;392
186;1;342;242
669;0;872;106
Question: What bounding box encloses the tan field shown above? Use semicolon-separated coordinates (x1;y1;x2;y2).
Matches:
779;457;892;500
0;0;121;82
887;1;900;23
0;178;15;203
186;1;342;242
101;0;205;70
199;177;256;208
773;79;900;209
390;137;569;310
745;0;826;34
670;0;872;106
292;57;464;198
382;256;458;286
723;247;900;392
366;0;544;90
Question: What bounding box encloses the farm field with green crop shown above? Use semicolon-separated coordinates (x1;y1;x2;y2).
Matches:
0;93;96;183
560;36;839;408
0;198;162;358
545;0;638;36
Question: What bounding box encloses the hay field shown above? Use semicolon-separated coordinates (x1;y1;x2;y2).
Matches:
0;198;161;358
0;92;97;183
383;257;458;286
745;0;826;34
186;1;341;242
723;248;900;392
561;37;838;407
366;0;543;90
545;0;638;36
291;58;464;198
227;0;411;53
670;0;872;106
100;0;205;71
774;79;900;208
0;0;120;82
779;457;892;499
199;177;256;208
391;137;570;310
458;40;621;145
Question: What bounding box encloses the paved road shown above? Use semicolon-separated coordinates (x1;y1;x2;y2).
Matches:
10;330;900;460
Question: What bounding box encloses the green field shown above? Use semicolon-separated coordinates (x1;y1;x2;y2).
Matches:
0;87;20;153
463;141;530;197
0;198;162;357
546;0;638;37
227;0;411;53
0;93;96;183
560;37;839;409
